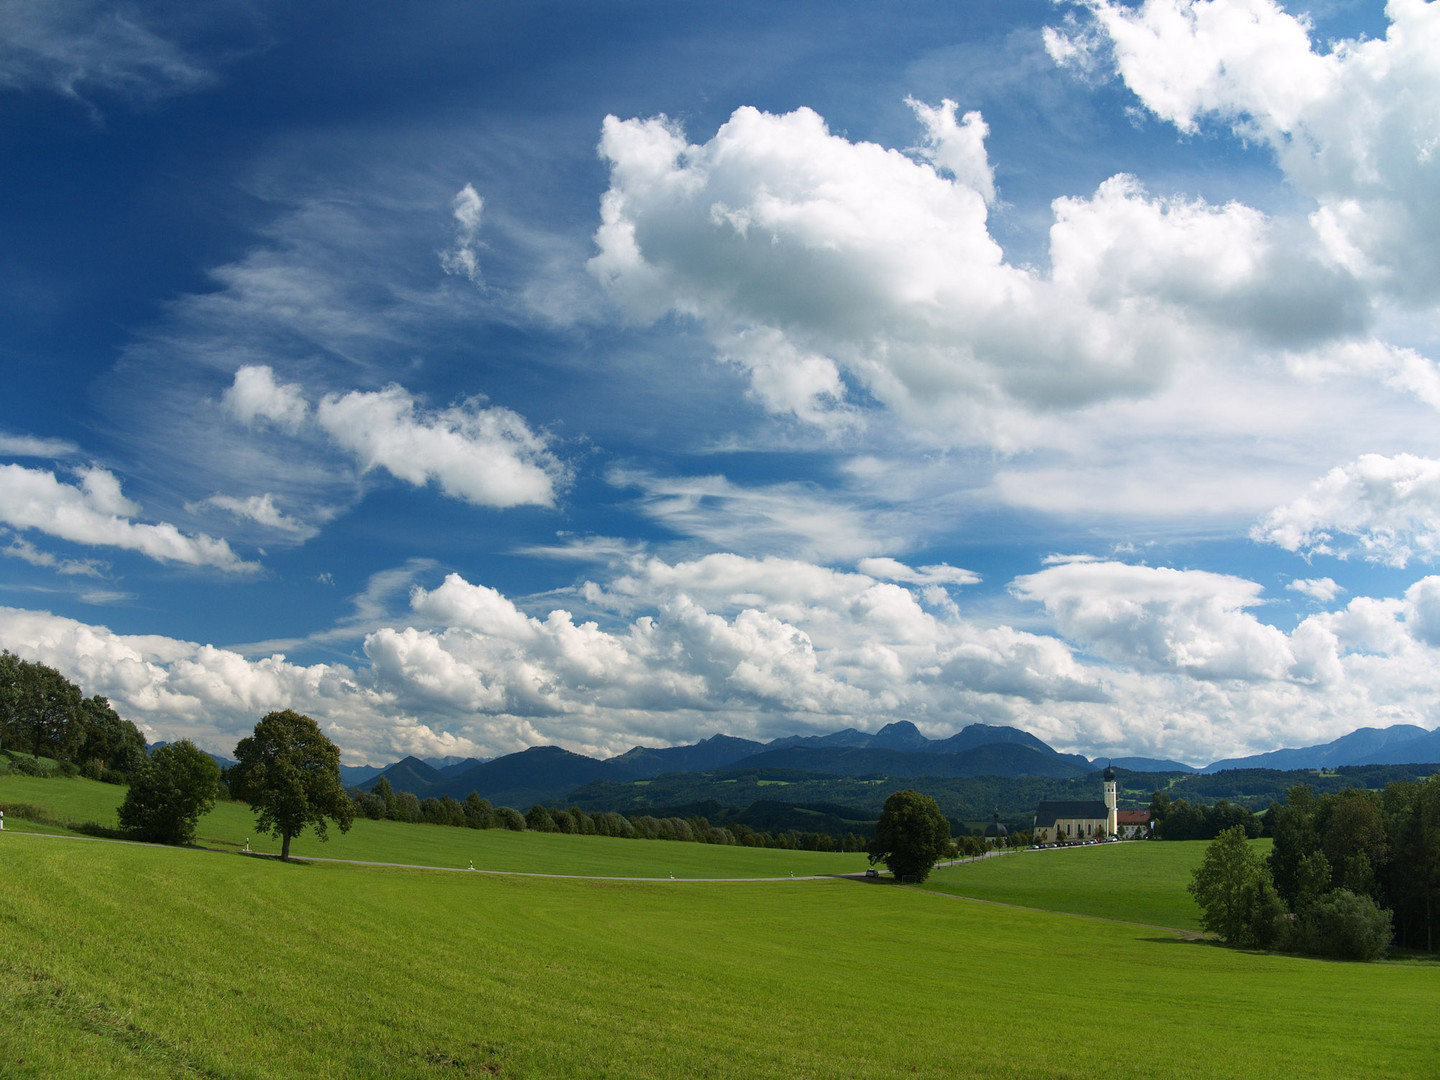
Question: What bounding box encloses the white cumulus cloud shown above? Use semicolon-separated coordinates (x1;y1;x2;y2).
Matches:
1050;0;1440;304
316;384;563;509
439;183;485;284
1011;559;1297;681
1287;577;1343;604
589;99;1368;447
1253;453;1440;566
0;464;255;572
222;365;566;511
0;431;80;458
222;364;310;431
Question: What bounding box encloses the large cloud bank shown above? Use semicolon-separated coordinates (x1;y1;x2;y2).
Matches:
588;96;1377;447
5;553;1440;767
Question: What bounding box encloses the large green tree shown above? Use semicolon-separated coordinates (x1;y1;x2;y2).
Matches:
0;650;83;759
118;740;220;845
867;789;952;883
231;710;354;860
1189;825;1269;943
1268;783;1319;907
0;652;146;773
77;695;148;774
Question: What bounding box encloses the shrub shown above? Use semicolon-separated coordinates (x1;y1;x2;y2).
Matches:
463;793;493;829
495;806;526;831
352;790;387;820
1299;890;1392;961
1245;878;1292;950
11;755;52;778
392;791;422;823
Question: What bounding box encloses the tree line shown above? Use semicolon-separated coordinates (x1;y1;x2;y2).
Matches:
1147;792;1262;840
349;775;871;851
1188;775;1440;959
0;651;146;781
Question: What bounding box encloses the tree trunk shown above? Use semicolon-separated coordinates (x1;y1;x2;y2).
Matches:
281;831;292;861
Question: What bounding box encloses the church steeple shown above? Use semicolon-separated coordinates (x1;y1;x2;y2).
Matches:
1102;760;1118;837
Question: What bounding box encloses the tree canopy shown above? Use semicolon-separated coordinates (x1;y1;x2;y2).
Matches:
231;710;354;860
1188;824;1268;943
0;651;145;774
867;788;952;883
118;739;220;845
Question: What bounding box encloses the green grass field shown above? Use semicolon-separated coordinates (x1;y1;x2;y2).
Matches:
4;774;1438;1079
3;834;1437;1080
0;773;867;878
923;841;1258;931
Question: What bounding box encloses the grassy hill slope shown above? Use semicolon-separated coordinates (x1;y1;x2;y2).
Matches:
2;835;1435;1080
922;841;1248;931
0;773;866;878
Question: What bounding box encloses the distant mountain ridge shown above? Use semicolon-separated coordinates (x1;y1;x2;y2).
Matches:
1198;725;1437;773
352;719;1440;810
358;721;1099;806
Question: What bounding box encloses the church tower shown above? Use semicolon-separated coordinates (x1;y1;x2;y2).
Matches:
1103;762;1118;837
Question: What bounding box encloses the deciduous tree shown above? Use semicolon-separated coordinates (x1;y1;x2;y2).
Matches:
1189;825;1268;944
867;789;952;883
118;740;219;845
231;710;354;860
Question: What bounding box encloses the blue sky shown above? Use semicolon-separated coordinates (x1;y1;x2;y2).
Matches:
3;0;1439;767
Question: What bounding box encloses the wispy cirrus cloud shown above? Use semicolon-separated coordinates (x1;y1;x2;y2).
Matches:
607;467;912;563
190;492;325;541
0;0;214;113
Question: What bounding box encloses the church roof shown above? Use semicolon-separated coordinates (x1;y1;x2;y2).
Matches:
1033;800;1109;827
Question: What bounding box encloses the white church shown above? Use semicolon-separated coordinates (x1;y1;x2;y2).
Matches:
1031;764;1149;842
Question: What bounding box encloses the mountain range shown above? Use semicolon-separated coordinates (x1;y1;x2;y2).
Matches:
346;720;1440;810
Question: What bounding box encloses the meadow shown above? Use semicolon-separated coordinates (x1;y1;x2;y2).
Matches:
922;841;1256;931
0;773;866;878
2;773;1437;1079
